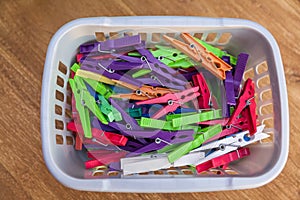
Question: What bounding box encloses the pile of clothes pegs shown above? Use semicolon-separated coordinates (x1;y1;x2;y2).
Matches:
67;33;270;176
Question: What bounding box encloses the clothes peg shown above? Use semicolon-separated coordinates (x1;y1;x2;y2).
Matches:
69;76;108;138
118;139;146;152
166;124;222;163
191;125;268;166
108;99;145;144
114;53;188;87
163;33;232;80
233;53;249;97
121;151;205;175
83;78;113;99
126;129;195;157
110;81;176;101
136;87;200;119
202;117;250;145
136;75;186;90
170;109;223;127
149;45;194;68
138;117;199;132
193;37;237;65
92;117;119;132
80;59;143;87
195;148;250;173
80;34;143;54
85;151;127;169
96;95;122;122
192;73;211;109
76;69;116;85
222;56;236;106
127;107;142;118
127;46;194;69
226;79;257;135
67;121;128;146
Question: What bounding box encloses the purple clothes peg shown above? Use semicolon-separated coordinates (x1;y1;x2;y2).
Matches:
92;117;119;132
80;35;142;54
118;139;145;152
108;61;143;71
84;144;122;151
109;99;142;131
80;59;143;87
233;53;249;97
136;48;178;75
126;130;195;156
138;74;186;90
109;162;121;171
224;71;236;105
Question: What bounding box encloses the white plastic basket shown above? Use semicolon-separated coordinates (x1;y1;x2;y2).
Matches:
41;16;289;192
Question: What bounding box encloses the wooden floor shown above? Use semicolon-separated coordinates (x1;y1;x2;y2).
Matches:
1;0;299;199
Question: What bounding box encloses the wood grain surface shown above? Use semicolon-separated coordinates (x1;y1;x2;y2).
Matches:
0;0;299;199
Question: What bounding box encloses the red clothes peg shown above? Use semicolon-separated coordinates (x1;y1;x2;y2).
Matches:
192;73;211;109
226;79;257;135
196;148;250;173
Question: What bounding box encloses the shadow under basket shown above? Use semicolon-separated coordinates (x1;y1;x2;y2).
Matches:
41;16;289;192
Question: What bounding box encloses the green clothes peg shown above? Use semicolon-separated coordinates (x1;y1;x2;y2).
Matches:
170;109;223;127
83;78;113;99
97;95;122;122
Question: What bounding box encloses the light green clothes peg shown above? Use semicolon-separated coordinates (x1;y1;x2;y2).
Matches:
193;38;237;65
69;76;108;138
160;124;222;163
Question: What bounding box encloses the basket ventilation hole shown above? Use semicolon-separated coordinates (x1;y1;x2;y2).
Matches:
225;170;239;175
165;33;175;38
93;171;105;176
205;33;217;42
107;171;119;176
261;89;272;101
182;170;194;175
152;33;161;42
257;76;270;89
153;170;164;175
243;68;255;80
65;108;72;119
55;105;62;115
124;32;133;36
56;135;63;145
66;95;72;106
55;119;64;130
193;33;203;40
109;32;119;39
167;170;179;175
66;136;74;145
138;172;149;175
55;90;64;102
56;76;64;88
262;118;274;129
58;62;67;75
95;32;106;41
138;32;147;41
218;33;232;44
256;61;269;74
260;104;274;116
